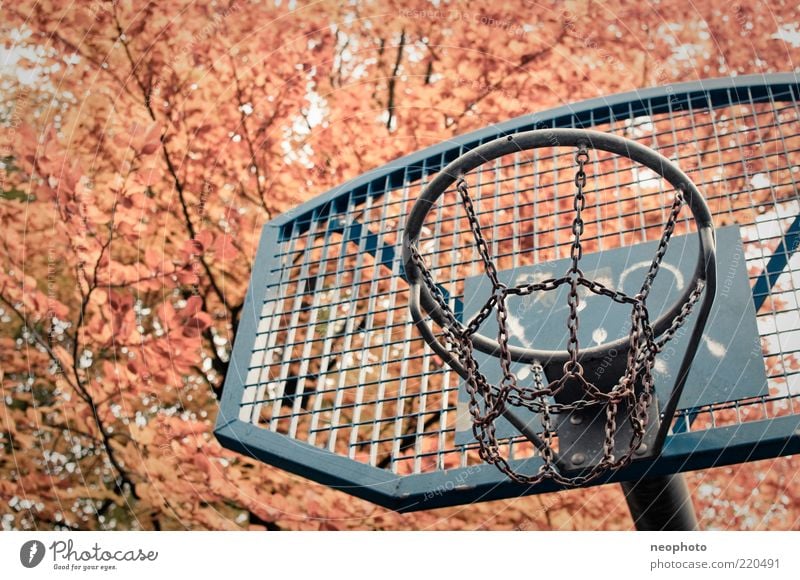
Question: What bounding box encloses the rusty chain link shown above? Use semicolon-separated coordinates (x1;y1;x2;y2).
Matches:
407;143;702;486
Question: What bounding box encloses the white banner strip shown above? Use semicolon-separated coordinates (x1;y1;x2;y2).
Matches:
1;531;797;579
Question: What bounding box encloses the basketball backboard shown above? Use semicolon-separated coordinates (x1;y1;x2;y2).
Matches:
215;73;800;512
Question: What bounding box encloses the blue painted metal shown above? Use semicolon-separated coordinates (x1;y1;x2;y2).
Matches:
326;216;463;315
390;414;800;512
455;226;768;445
216;224;282;432
216;73;800;511
752;213;800;311
271;74;800;234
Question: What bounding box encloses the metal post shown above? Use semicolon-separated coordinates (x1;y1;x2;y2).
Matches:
621;474;699;530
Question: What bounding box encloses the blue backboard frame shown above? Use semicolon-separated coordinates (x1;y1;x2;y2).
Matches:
216;73;800;512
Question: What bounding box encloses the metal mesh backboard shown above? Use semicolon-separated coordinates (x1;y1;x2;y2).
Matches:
216;74;800;512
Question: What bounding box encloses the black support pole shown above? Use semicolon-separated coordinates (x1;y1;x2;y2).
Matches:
621;474;699;530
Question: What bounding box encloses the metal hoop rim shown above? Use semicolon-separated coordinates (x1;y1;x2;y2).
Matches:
402;128;717;365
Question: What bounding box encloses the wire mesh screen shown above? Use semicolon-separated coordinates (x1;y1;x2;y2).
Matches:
233;77;800;481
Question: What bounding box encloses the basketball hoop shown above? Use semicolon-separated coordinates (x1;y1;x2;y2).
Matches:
403;129;717;485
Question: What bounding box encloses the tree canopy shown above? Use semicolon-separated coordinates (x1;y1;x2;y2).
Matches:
1;0;798;530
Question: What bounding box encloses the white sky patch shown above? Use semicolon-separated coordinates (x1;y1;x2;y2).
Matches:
771;23;800;48
655;21;710;75
786;373;800;396
78;350;93;369
625;115;654;138
406;41;426;64
330;25;375;82
741;199;799;261
632;165;661;189
303;89;327;127
1;27;79;89
749;172;772;190
774;309;800;333
1;43;45;86
739;199;800;383
710;166;726;182
282;75;328;168
672;43;704;62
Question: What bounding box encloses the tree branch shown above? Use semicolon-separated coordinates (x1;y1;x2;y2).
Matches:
451;26;567;128
229;55;272;219
0;293;139;499
112;10;242;399
385;30;406;131
113;12;233;315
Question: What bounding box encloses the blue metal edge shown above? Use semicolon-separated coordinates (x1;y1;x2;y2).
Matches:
215;224;281;433
213;221;404;507
216;410;800;512
392;414;800;512
215;421;403;507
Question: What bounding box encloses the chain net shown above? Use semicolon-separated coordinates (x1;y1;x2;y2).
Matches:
407;143;706;485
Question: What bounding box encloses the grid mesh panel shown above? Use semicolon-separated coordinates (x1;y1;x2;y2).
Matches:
241;84;800;476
